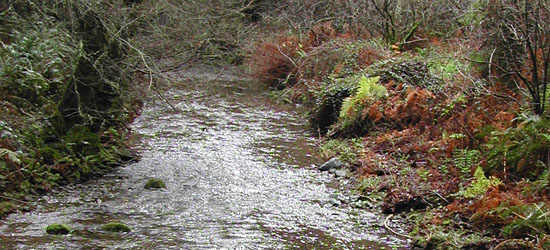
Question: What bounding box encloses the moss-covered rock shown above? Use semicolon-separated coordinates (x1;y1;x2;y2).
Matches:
311;76;358;135
0;201;16;217
45;223;72;235
101;222;131;232
144;178;166;189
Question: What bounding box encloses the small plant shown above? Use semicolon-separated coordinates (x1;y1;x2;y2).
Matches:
462;167;502;199
0;148;20;165
338;75;386;132
417;169;431;182
452;149;480;176
356;176;382;194
320;138;363;164
0;14;75;107
499;203;550;238
484;115;550;180
0;201;16;217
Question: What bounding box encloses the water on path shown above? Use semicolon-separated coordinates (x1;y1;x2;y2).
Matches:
0;68;407;249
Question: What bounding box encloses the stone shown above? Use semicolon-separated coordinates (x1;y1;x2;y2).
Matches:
144;178;166;189
328;198;342;207
335;169;349;178
318;158;343;171
46;223;72;235
101;222;131;232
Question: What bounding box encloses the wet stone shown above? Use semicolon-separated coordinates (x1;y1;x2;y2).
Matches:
45;223;71;235
335;169;349;178
102;222;131;232
144;178;166;189
329;198;342;207
319;158;342;171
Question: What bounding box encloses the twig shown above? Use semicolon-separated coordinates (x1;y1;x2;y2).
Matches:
0;195;31;206
153;87;182;112
276;44;298;68
0;194;57;209
384;214;413;239
431;191;449;204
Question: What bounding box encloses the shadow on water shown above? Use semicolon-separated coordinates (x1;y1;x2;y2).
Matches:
0;67;408;249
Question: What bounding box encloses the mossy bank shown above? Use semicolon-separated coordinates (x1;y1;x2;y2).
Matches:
0;0;144;217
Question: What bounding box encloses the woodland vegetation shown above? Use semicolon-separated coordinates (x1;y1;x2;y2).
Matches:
2;0;550;249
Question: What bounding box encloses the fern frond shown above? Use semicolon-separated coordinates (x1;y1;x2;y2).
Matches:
0;148;21;165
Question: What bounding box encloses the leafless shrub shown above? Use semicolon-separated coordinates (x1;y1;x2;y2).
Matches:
485;0;550;115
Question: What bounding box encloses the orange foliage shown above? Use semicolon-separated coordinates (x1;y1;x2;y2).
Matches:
468;187;524;226
366;102;383;122
250;22;386;88
306;22;338;48
357;47;383;68
250;36;301;87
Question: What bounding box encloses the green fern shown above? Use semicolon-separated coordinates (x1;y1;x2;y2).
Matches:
453;149;480;176
462;167;502;199
339;75;386;129
491;202;550;237
0;148;21;165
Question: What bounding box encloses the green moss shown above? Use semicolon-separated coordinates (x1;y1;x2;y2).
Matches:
370;58;443;92
320;138;363;164
102;222;131;232
311;76;359;134
144;178;166;189
45;223;72;235
0;201;16;217
355;176;382;194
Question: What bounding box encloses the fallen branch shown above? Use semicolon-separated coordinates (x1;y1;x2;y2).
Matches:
384;214;413;239
0;195;56;209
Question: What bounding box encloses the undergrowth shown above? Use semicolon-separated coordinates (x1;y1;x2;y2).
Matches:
248;1;550;248
5;0;550;248
0;0;144;216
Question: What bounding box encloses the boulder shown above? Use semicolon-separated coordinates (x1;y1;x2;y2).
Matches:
318;158;343;171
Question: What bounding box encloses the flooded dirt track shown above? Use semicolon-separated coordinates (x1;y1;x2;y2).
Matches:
0;68;408;249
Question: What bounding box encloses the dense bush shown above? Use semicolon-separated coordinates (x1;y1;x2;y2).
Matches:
0;0;141;202
370;58;444;92
483;115;550;181
484;0;550;115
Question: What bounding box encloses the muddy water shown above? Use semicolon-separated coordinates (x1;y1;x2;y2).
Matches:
0;68;407;249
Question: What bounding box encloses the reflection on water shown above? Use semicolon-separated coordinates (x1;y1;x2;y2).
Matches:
0;68;407;249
